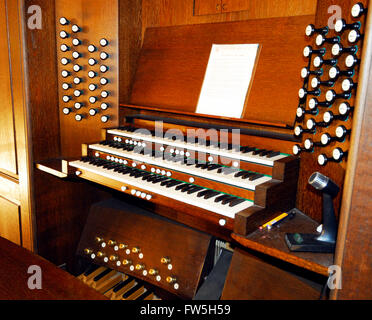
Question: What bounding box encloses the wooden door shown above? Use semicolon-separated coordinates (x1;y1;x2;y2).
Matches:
0;0;33;249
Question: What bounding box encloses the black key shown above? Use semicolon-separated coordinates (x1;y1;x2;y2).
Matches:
197;189;210;197
267;151;281;158
112;277;134;293
252;149;266;155
249;173;264;181
214;194;231;203
221;196;236;205
204;191;220;199
137;290;154;301
240;146;256;153
175;183;190;191
242;172;254;179
152;176;169;184
229;198;247;207
141;173;154;180
129;170;140;177
207;164;222;171
259;150;270;156
93;268;112;282
122;282;144;299
234;170;248;177
145;175;159;182
200;162;210;170
195;162;205;168
180;184;194;192
165;180;183;188
133;171;147;178
187;186;204;194
83;264;100;276
159;179;172;186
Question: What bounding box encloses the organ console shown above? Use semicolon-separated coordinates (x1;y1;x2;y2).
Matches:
1;0;371;302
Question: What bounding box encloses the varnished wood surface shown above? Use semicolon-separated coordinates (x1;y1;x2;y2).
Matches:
296;0;369;222
56;0;119;158
333;0;372;300
0;0;18;177
143;0;316;35
130;15;314;126
0;236;106;300
195;0;317;16
77;199;211;299
3;0;34;250
0;198;21;246
221;247;321;299
232;210;333;276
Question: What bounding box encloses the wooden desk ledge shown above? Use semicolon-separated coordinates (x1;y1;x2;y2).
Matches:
0;237;106;300
231;210;334;277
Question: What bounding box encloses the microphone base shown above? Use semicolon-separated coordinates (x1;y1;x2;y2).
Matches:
285;233;335;253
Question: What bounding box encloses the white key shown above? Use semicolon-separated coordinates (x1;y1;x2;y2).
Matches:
69;160;253;219
107;129;287;166
88;144;272;191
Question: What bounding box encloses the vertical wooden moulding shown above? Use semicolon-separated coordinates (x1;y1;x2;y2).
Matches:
7;0;35;250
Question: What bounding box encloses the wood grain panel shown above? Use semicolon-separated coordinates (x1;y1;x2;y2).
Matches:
296;0;369;222
0;0;18;176
0;173;20;205
56;0;119;157
0;197;21;246
194;0;221;16
130;15;314;126
332;0;372;300
77;199;212;299
221;248;321;299
7;0;34;250
221;0;317;15
0;236;106;299
144;0;316;32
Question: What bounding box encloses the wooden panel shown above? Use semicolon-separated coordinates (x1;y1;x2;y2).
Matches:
0;236;106;299
332;0;372;300
194;0;222;16
118;0;142;104
0;0;18;176
0;197;21;246
296;0;369;222
145;0;316;31
77;199;212;299
221;0;316;15
0;173;20;205
55;0;119;158
221;248;321;299
7;0;34;250
130;15;314;126
24;0;60;162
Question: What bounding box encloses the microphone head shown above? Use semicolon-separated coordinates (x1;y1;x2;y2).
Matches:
309;172;329;190
309;172;340;197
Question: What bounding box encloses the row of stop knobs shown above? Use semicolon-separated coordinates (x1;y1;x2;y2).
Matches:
83;237;178;288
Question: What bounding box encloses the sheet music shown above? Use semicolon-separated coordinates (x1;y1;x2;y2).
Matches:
196;44;259;118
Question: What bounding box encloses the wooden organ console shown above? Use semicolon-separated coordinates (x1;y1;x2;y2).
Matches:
12;0;370;300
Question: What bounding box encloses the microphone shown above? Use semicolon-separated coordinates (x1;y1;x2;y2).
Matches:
285;172;339;253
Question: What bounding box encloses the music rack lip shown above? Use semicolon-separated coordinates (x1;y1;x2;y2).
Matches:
120;104;300;142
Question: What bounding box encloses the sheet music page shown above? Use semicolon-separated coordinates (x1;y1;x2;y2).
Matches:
196;44;259;118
